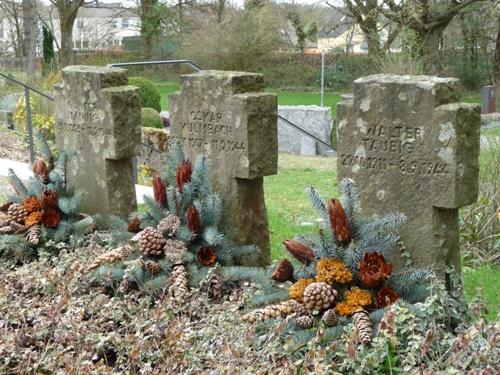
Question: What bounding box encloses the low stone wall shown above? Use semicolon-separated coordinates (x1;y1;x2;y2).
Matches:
139;127;170;173
278;105;333;156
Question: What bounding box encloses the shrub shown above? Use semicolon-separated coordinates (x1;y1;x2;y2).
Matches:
129;77;162;112
13;94;55;140
141;107;163;129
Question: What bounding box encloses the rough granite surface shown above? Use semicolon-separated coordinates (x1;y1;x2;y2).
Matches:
54;65;141;220
336;74;481;276
169;70;278;265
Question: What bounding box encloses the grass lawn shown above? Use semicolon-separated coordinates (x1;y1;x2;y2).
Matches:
155;81;342;116
264;152;499;319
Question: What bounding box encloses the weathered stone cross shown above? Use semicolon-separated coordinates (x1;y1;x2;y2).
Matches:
169;70;278;265
337;75;481;276
54;66;141;219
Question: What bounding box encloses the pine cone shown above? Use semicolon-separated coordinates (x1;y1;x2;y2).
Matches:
176;160;192;192
33;158;49;184
241;299;308;323
138;227;166;257
157;214;181;238
143;260;162;275
10;221;28;234
7;203;28;224
164;239;187;264
167;264;189;304
118;278;133;294
282;240;315;264
87;245;133;271
25;225;41;247
200;269;224;300
352;309;373;345
152;174;167;207
322;309;337;327
271;259;294;282
303;282;337;312
186;206;201;235
295;315;316;329
0;225;13;234
327;198;351;243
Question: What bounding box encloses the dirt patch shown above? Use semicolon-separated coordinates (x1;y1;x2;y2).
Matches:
0;128;30;163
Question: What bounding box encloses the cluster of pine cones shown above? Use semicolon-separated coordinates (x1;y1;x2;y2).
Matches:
0;203;41;247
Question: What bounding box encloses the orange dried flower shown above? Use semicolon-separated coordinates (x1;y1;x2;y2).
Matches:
176;160;192;192
152;174;167;207
327;198;350;243
376;287;399;307
283;240;315;265
41;190;58;209
335;301;360;316
197;247;216;266
316;258;353;284
345;287;373;307
127;216;141;233
289;278;314;301
359;252;393;289
42;208;60;228
25;211;42;227
22;196;41;213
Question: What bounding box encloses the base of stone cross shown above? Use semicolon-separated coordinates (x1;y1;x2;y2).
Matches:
0;158;153;205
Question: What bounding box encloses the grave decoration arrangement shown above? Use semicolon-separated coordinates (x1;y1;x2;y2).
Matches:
87;143;259;304
0;131;96;264
241;178;431;348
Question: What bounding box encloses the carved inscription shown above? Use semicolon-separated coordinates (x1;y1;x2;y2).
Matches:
56;98;111;149
173;110;246;153
340;122;449;176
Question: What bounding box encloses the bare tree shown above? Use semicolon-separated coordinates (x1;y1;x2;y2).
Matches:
0;0;24;59
382;0;486;74
23;0;37;74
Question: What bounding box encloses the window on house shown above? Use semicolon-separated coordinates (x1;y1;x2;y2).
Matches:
122;18;129;29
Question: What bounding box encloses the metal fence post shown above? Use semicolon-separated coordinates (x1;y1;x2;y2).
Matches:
320;50;325;107
24;87;35;164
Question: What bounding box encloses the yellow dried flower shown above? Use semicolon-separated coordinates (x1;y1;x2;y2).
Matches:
335;301;359;316
315;258;353;284
289;278;314;301
25;211;42;227
345;287;373;307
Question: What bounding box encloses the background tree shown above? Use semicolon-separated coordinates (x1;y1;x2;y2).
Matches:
0;0;24;60
22;0;37;75
42;26;55;75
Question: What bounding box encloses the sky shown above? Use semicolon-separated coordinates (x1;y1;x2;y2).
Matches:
38;0;333;7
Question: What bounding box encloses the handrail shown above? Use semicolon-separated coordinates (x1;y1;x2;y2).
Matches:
0;72;55;101
108;59;203;72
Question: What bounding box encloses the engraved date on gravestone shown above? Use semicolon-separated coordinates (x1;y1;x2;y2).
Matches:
174;110;245;153
339;123;449;176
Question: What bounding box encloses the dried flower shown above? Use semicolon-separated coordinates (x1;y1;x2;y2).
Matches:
289;278;314;302
127;216;141;233
376;287;399;307
33;158;49;183
25;211;42;227
271;259;294;282
187;206;201;234
345;287;373;307
152;174;167;207
42;208;60;228
176;160;192;192
22;196;41;213
283;240;315;265
359;252;393;288
335;301;358;317
41;189;58;209
197;247;216;266
316;258;353;284
327;198;350;243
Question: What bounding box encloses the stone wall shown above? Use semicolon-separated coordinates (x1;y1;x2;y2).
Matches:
278;105;333;156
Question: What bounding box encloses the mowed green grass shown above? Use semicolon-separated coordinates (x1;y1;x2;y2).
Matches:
264;153;499;319
156;81;342;116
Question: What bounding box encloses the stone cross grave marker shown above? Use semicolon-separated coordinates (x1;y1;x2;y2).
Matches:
337;75;481;276
169;70;278;266
54;65;141;220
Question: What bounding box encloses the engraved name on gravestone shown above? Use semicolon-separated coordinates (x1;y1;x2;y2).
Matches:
169;70;278;265
54;65;141;219
337;75;481;275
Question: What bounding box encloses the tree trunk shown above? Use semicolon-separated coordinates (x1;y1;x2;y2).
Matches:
494;17;500;81
59;17;76;67
422;26;446;75
23;0;37;74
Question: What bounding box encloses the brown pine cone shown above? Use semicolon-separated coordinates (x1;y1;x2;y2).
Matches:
10;221;28;234
241;299;308;323
167;264;189;304
322;309;338;327
327;198;351;243
0;225;13;234
143;260;162;275
282;240;315;264
352;309;373;345
164;239;187;264
271;259;294;282
157;214;181;238
303;282;337;312
295;315;316;329
25;225;41;247
7;203;28;224
138;227;166;257
87;245;133;271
